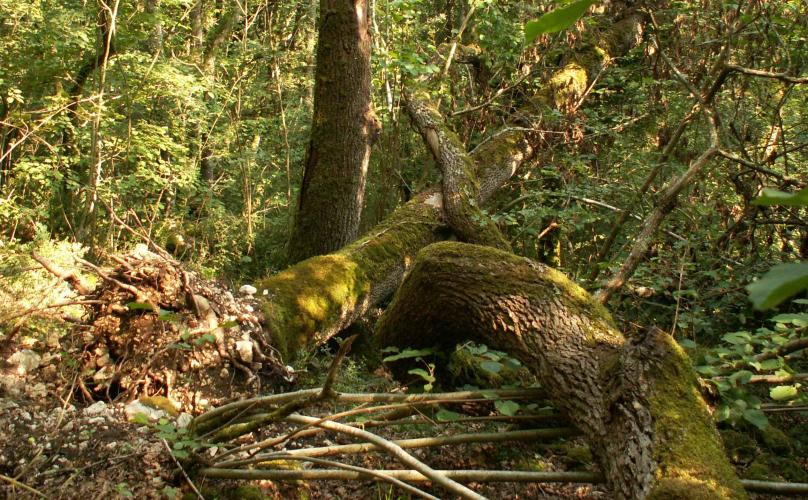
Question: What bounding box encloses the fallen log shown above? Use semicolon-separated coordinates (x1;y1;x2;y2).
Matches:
376;242;746;499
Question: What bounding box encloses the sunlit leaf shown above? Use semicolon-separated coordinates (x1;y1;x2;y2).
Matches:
752;187;808;207
525;0;598;43
747;262;808;310
770;385;800;401
495;400;520;416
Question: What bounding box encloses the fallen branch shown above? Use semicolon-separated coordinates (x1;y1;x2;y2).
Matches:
284;413;486;500
215;427;578;467
199;467;603;484
197;467;808;495
231;455;439;500
31;251;91;295
193;387;546;434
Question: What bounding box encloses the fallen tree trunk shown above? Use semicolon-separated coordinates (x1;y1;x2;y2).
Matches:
257;130;533;359
375;242;746;499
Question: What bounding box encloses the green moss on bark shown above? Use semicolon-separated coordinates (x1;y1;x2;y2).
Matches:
259;199;443;359
647;334;747;499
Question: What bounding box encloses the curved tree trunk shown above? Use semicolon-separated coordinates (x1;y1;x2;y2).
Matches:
287;0;380;263
375;242;746;499
258;130;533;359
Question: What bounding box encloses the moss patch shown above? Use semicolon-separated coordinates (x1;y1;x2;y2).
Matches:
647;334;747;499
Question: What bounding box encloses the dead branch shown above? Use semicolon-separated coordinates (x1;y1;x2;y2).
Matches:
198;467;808;496
31;251;91;295
215;427;578;467
283;413;486;500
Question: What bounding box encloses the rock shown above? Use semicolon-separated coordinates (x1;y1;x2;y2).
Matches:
26;383;48;399
8;349;42;373
239;284;257;296
0;375;24;397
176;413;193;429
235;340;254;363
125;400;169;423
84;401;109;416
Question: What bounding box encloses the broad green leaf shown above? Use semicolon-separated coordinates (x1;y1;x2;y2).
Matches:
722;331;751;345
747;262;808;310
525;0;597;43
770;313;808;327
495;400;520;416
678;338;697;349
770;385;800;401
479;360;503;374
131;412;150;425
407;368;435;383
729;370;753;386
436;409;462;422
695;365;719;376
752;187;808;207
742;408;768;430
383;348;435;363
750;358;783;372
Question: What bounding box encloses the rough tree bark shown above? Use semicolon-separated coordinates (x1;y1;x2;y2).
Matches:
259;130;532;359
256;6;645;358
286;0;381;263
376;242;746;499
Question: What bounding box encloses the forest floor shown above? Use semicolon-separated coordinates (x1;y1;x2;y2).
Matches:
1;248;806;499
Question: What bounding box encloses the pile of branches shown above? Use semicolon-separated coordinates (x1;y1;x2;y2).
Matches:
23;243;290;406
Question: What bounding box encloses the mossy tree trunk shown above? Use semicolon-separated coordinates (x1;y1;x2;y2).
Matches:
375;242;746;500
258;130;533;360
286;0;381;264
255;5;646;359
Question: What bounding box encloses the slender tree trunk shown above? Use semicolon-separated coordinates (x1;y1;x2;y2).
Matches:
144;0;163;55
376;242;746;499
286;0;380;263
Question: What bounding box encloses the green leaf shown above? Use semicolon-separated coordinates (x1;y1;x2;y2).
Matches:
479;360;503;374
436;409;462;422
407;368;435;383
750;358;783;372
729;370;753;386
747;262;808;310
126;302;154;311
131;412;150;425
770;385;800;401
383;348;435;363
495;400;520;416
525;0;598;43
722;331;751;345
678;338;697;349
742;408;768;430
715;404;731;422
752;187;808;207
770;313;808;327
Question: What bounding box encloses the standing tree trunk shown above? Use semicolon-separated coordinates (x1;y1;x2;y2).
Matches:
287;0;380;264
376;242;746;499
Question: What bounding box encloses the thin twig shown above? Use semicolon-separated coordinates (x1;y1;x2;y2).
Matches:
216;427;578;467
0;474;46;498
254;455;439;500
284;414;486;500
162;438;205;500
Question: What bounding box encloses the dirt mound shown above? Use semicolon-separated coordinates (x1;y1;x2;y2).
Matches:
78;245;292;409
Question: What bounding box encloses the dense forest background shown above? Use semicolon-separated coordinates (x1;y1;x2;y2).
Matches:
1;0;808;498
